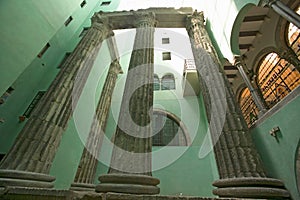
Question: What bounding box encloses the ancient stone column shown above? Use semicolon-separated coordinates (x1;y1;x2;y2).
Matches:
70;60;123;191
0;13;112;189
234;56;267;115
186;11;290;199
260;0;300;28
96;12;160;194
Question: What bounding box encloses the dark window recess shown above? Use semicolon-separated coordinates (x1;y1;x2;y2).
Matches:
64;16;73;26
152;112;187;146
80;0;87;7
162;38;170;44
23;91;46;118
162;52;171;60
161;74;175;90
58;52;71;68
79;27;89;37
0;86;14;105
100;1;111;6
37;43;50;58
0;154;5;162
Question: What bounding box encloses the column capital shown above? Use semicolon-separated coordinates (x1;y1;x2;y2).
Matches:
133;11;157;27
109;60;123;75
233;55;243;67
186;10;205;30
91;13;113;37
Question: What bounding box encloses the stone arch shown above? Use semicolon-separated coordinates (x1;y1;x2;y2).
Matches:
161;73;175;90
152;108;191;146
274;0;300;50
230;3;256;55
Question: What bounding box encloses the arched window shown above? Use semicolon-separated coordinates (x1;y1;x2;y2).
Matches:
239;88;259;127
287;6;300;57
257;52;300;108
152;110;189;146
161;74;175;90
154;74;160;91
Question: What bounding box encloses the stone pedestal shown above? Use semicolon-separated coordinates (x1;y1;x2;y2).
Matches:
0;13;112;189
96;12;160;195
186;11;290;199
70;60;123;191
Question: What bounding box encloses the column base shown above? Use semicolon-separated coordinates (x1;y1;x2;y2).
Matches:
0;169;55;188
96;174;160;195
213;177;290;198
70;182;95;191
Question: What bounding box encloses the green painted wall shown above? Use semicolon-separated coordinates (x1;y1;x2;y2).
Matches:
0;0;120;152
203;0;260;61
251;94;300;200
50;40;113;188
0;0;120;95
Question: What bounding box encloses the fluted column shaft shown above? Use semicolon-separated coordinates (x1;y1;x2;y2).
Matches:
0;13;112;188
70;61;122;191
96;12;160;195
186;11;289;198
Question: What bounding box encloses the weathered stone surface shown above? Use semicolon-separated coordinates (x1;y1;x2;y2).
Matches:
186;10;290;199
97;11;159;194
0;12;112;188
71;60;122;191
0;188;240;200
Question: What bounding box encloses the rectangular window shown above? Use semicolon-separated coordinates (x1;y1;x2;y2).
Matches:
64;16;73;26
0;154;5;162
79;27;89;37
0;86;14;105
37;43;50;58
58;52;71;68
162;38;170;44
100;1;111;6
80;0;87;7
162;52;171;60
23;91;46;118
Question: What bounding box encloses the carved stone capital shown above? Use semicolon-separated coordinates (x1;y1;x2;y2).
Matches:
133;11;157;28
91;13;112;36
109;60;123;75
186;10;205;31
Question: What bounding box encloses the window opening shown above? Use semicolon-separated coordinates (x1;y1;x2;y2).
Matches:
162;52;171;60
64;16;73;26
257;53;300;108
0;87;14;105
287;7;300;56
23;91;46;118
162;38;170;44
101;1;111;6
152;111;188;146
161;74;175;90
80;0;87;7
239;88;259;127
37;43;50;58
